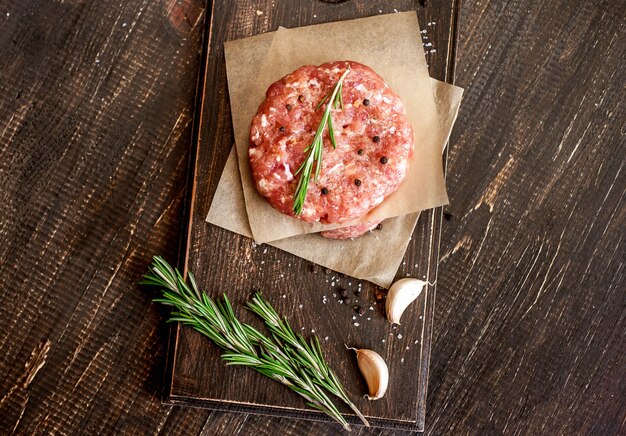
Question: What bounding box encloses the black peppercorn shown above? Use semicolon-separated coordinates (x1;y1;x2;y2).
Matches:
354;179;361;186
321;187;328;195
443;210;453;221
376;223;383;230
372;135;380;143
286;104;292;111
340;289;348;298
363;98;370;106
324;267;332;274
380;156;388;164
357;149;364;155
279;126;285;132
298;95;305;102
354;289;362;295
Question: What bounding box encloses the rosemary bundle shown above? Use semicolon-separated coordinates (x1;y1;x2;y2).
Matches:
141;256;368;430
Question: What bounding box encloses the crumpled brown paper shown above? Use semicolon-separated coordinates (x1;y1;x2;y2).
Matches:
224;13;450;244
206;14;463;287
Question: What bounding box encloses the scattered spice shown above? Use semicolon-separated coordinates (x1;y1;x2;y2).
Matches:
354;179;362;187
279;126;286;132
372;135;380;143
358;307;366;316
443;210;453;221
340;289;349;298
357;149;364;155
380;156;388;164
344;298;352;305
376;223;383;230
362;98;370;106
286;104;293;111
309;264;319;273
375;288;386;302
298;95;305;102
321;187;329;195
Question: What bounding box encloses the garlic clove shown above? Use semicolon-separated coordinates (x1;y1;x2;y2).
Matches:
347;347;389;400
385;278;428;324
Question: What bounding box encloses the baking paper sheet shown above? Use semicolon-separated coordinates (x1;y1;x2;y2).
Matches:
223;13;450;244
206;76;463;287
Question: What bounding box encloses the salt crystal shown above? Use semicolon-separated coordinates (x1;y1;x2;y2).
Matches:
369;306;374;311
414;340;419;344
367;317;371;321
401;358;405;363
282;294;286;298
397;334;403;339
122;23;127;27
299;304;303;309
382;339;386;343
406;346;410;350
324;336;329;340
256;10;263;16
354;322;359;326
263;248;267;254
352;316;356;320
311;329;316;333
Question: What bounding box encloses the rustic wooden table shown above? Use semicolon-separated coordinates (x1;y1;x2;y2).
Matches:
0;0;623;435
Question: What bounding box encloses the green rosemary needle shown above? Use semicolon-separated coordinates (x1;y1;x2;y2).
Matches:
141;256;360;430
293;67;350;215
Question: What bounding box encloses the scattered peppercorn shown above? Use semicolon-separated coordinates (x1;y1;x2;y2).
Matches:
324;267;332;274
309;264;319;273
443;210;453;221
376;223;383;230
358;307;367;316
380;156;388;164
321;187;329;195
354;289;362;295
375;288;386;302
354;179;362;187
279;126;285;132
357;149;364;155
286;104;292;111
372;135;380;143
340;289;348;298
420;0;429;6
362;98;370;106
298;95;305;102
344;298;352;305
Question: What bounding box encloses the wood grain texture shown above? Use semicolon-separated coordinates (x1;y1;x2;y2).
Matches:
170;0;459;432
0;0;624;435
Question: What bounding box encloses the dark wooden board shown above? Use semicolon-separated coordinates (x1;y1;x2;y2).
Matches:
1;0;624;435
167;0;460;431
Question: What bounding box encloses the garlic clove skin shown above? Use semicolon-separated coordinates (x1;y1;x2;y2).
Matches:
385;278;428;324
348;347;389;400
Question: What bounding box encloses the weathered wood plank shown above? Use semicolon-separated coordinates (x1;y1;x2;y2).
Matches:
170;0;458;431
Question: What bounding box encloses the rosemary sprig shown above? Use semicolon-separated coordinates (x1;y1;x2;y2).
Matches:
247;292;370;427
140;256;358;430
293;67;350;215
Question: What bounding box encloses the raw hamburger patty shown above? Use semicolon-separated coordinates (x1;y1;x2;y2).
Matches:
320;219;383;240
249;61;414;226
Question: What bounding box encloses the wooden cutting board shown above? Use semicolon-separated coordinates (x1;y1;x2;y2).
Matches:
165;0;459;431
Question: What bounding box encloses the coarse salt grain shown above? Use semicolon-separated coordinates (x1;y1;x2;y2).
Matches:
299;304;303;309
397;334;403;339
401;358;405;363
382;339;386;343
353;322;359;326
324;336;329;340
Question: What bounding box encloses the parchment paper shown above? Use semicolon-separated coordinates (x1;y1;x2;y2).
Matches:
224;13;450;244
207;77;463;287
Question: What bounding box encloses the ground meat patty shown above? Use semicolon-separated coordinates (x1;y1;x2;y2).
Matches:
320;219;383;240
249;60;414;227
